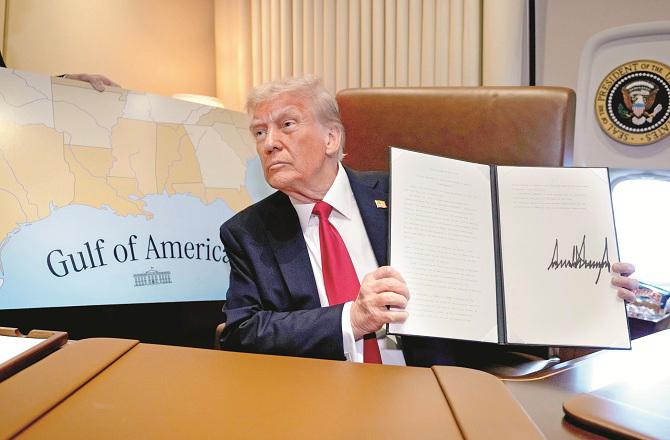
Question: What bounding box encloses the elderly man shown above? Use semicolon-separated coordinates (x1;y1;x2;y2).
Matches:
219;76;638;367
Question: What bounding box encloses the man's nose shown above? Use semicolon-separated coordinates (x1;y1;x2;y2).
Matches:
262;127;279;151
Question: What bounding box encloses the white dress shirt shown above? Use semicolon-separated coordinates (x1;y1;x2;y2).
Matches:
289;163;406;365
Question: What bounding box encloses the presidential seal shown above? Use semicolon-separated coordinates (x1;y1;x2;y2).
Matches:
595;60;670;146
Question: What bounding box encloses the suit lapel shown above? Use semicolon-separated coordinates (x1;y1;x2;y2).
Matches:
262;193;321;308
346;168;389;266
261;169;389;307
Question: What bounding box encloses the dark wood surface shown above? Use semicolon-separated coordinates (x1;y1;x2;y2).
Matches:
504;329;670;439
629;314;670;340
0;300;225;349
0;328;68;381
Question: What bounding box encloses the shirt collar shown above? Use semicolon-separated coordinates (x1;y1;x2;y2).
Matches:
290;163;354;233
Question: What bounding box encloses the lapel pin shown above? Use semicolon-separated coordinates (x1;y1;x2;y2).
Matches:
374;200;387;209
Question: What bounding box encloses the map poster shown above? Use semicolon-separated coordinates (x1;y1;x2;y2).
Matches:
0;68;273;309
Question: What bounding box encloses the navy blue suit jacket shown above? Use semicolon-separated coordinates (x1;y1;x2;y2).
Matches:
219;167;465;366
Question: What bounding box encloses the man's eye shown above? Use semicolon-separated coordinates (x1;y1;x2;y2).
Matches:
283;120;296;128
254;129;266;139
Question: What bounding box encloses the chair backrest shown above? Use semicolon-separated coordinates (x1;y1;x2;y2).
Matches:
336;87;576;374
336;87;575;171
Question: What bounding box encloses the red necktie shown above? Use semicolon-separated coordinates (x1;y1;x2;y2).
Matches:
313;201;382;364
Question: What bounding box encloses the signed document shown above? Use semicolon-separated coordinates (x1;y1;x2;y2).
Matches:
388;147;630;349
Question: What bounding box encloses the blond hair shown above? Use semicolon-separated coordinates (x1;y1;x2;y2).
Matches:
246;75;345;159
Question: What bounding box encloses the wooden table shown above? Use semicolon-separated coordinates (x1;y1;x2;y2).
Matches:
6;330;667;439
0;338;541;439
504;329;670;439
629;314;670;340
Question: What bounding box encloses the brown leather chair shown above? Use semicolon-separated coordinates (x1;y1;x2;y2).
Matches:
336;86;576;377
337;86;575;170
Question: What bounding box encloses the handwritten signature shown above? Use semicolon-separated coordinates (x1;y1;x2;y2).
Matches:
546;235;610;284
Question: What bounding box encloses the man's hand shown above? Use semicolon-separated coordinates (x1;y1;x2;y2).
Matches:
63;73;120;92
612;262;639;302
350;266;410;340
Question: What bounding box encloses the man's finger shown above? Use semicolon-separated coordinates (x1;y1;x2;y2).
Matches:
373;277;409;298
612;262;635;277
373;266;406;283
617;288;636;302
361;271;377;285
382;310;409;324
612;274;638;291
100;76;119;86
377;291;408;309
91;79;105;92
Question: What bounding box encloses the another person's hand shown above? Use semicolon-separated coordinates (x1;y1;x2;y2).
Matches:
350;266;410;340
63;73;120;92
612;262;638;302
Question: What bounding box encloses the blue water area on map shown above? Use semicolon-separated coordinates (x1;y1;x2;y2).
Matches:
0;157;274;309
245;156;275;201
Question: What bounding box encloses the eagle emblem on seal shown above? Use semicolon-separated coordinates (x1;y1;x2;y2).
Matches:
620;81;662;126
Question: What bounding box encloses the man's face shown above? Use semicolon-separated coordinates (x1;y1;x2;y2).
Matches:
250;93;340;201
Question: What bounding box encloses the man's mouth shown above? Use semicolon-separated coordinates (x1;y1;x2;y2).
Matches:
268;162;288;171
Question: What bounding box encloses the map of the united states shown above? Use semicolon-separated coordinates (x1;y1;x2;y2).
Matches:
0;68;272;309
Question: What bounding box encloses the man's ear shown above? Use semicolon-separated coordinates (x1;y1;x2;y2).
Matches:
324;127;341;157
